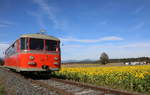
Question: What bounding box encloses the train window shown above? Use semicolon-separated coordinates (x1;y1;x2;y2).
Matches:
12;44;15;54
21;38;28;50
15;41;17;51
5;49;9;56
30;38;44;50
6;44;15;56
45;40;57;51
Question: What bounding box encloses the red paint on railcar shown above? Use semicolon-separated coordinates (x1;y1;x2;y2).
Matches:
4;34;61;72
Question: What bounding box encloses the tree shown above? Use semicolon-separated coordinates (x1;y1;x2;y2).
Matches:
100;52;109;65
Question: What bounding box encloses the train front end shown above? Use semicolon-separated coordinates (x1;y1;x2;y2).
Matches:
17;34;61;72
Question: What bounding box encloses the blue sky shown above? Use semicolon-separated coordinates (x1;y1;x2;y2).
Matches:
0;0;150;60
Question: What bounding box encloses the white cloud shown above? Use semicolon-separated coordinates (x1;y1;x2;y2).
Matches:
127;22;145;34
60;36;123;43
33;0;56;22
100;36;123;41
132;22;145;31
133;6;144;14
0;21;14;28
0;43;9;47
61;45;82;48
32;0;67;29
120;42;150;48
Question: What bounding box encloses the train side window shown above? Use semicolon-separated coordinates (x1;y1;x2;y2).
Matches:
45;40;57;51
7;44;13;56
13;42;17;53
30;38;44;50
12;44;15;54
21;38;25;50
5;49;8;56
5;41;17;56
21;38;28;50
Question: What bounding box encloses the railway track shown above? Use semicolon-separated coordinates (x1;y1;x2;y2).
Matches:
0;67;142;95
36;78;142;95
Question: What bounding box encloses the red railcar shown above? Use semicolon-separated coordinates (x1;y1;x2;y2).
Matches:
4;33;61;72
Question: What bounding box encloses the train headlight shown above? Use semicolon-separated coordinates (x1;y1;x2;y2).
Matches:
29;56;34;60
54;57;58;60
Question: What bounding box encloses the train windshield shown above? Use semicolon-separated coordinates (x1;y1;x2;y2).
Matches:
30;38;44;50
20;38;58;51
21;38;28;50
45;40;57;51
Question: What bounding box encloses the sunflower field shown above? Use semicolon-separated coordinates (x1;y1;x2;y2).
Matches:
53;65;150;93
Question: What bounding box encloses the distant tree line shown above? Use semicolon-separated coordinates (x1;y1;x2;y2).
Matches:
109;57;150;63
63;51;150;65
99;52;150;64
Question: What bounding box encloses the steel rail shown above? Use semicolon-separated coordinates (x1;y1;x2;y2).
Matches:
30;79;74;95
51;78;142;95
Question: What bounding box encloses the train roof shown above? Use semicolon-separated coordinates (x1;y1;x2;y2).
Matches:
20;34;60;41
